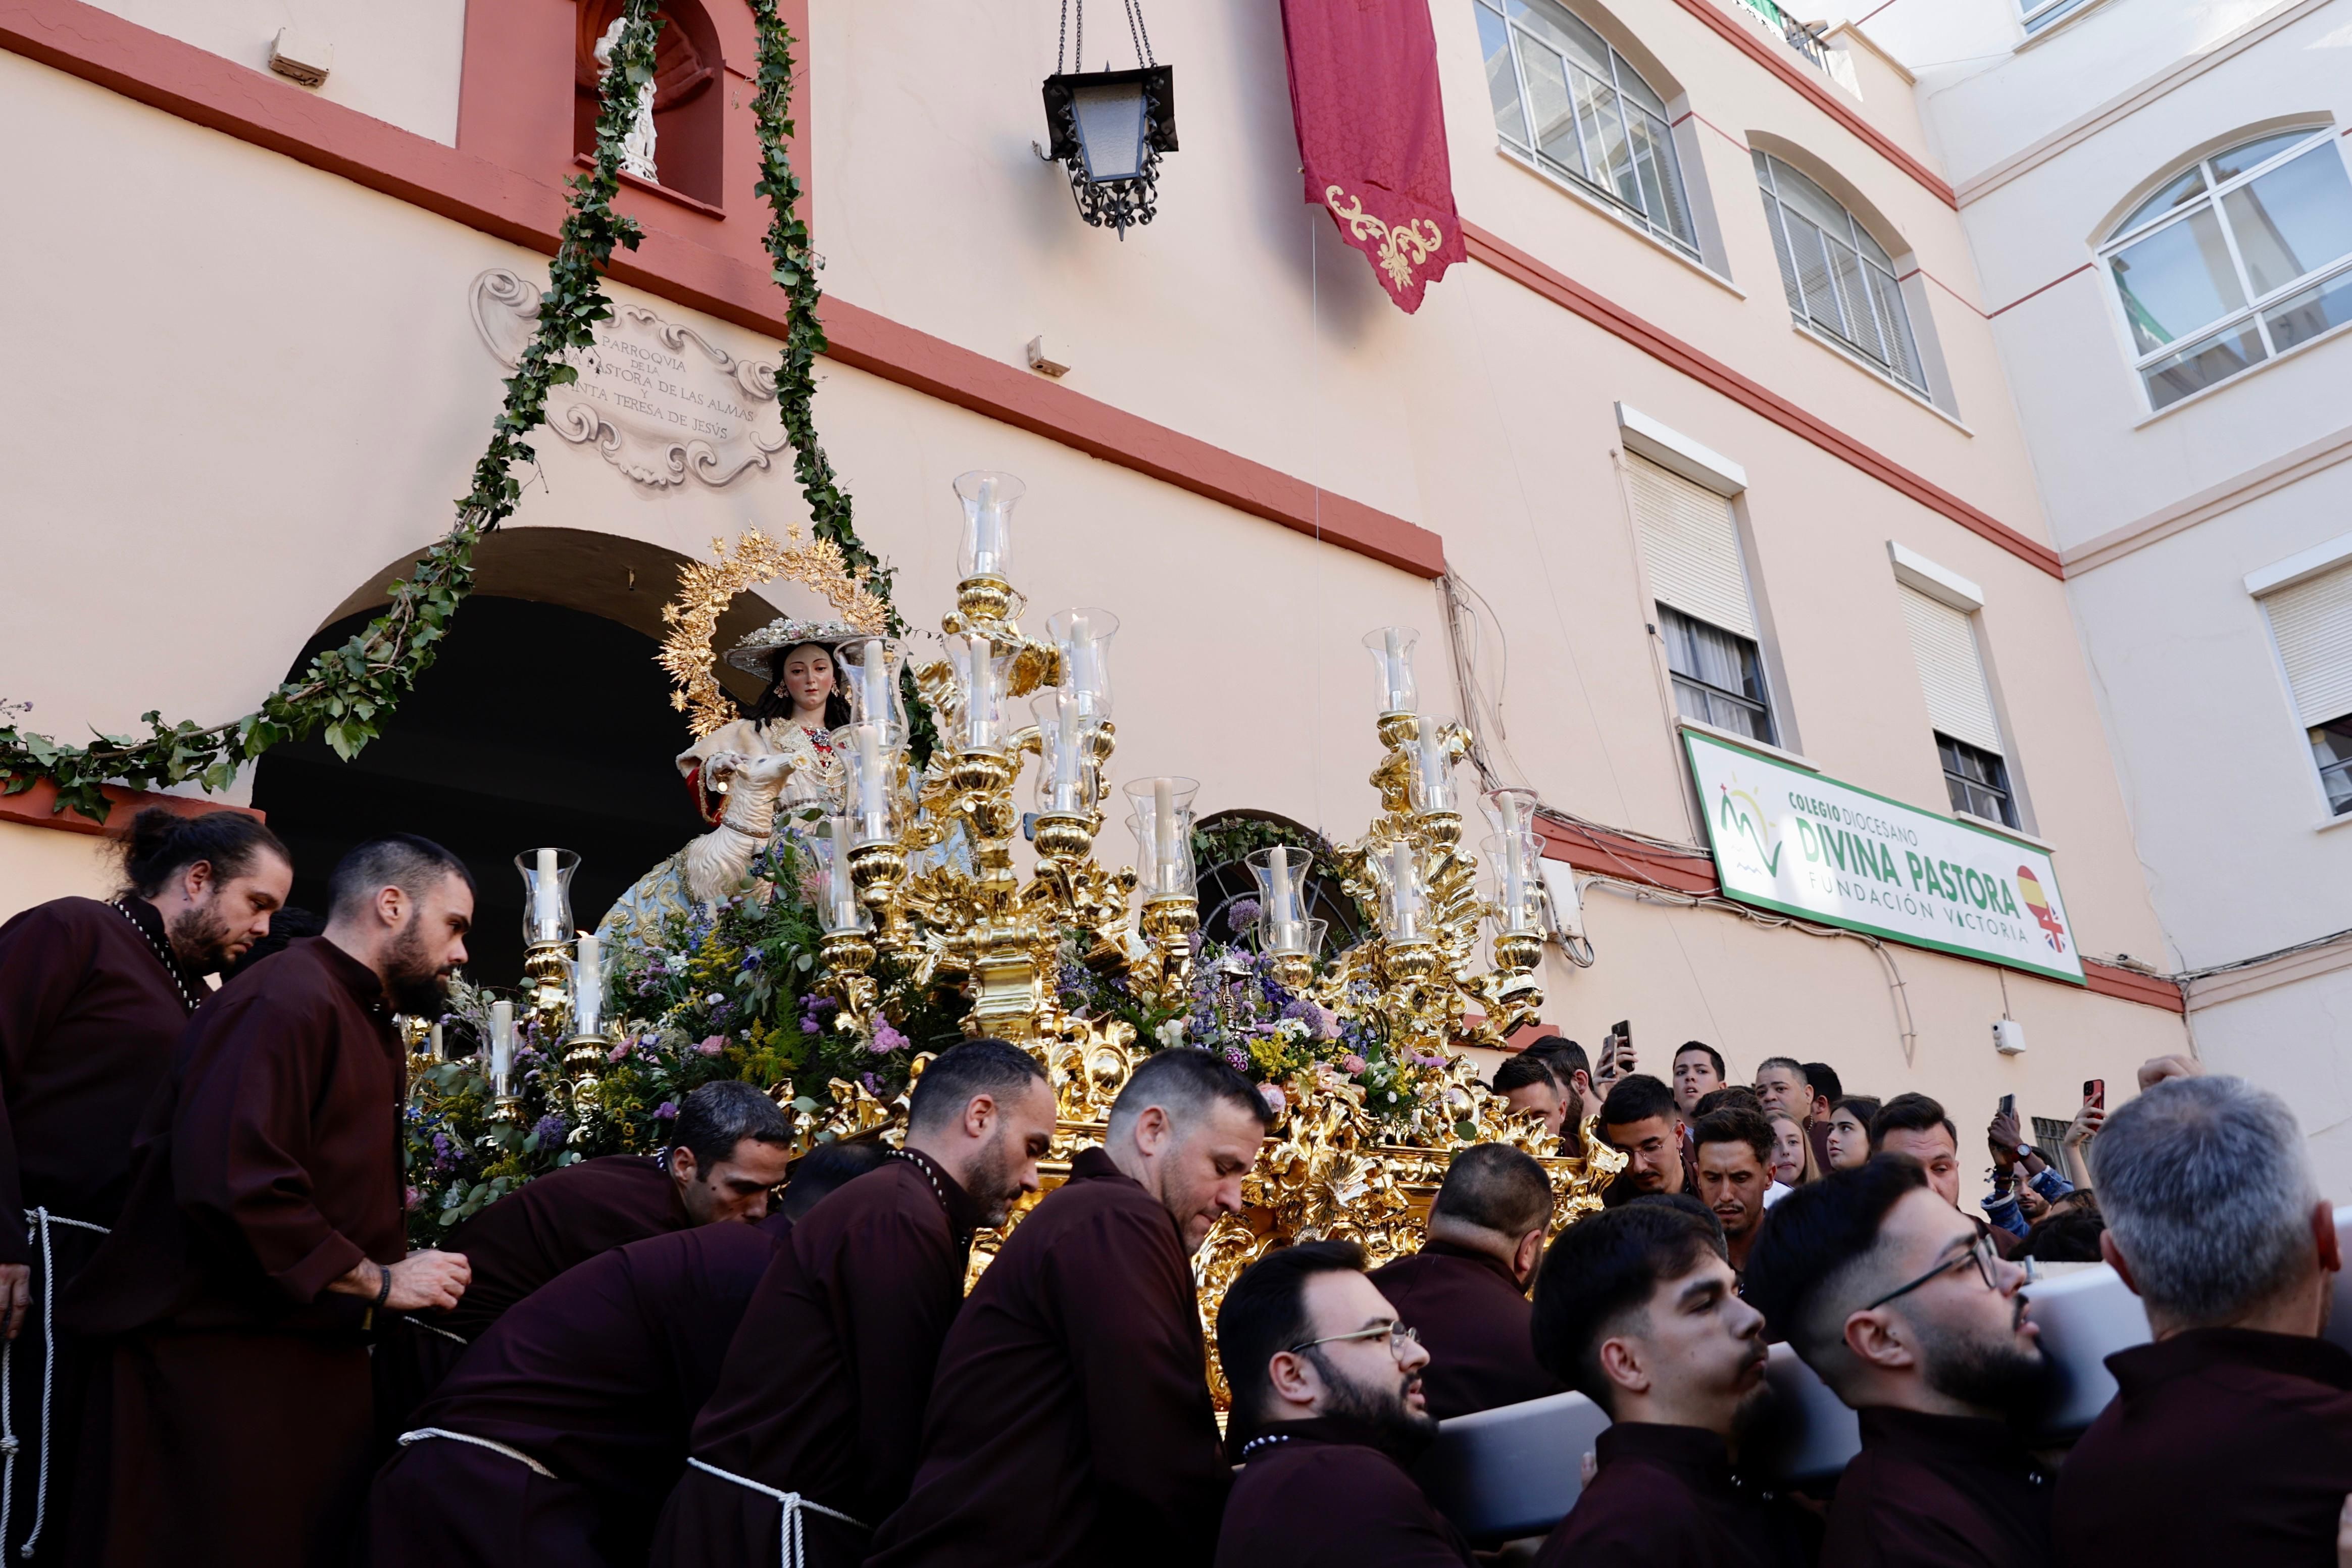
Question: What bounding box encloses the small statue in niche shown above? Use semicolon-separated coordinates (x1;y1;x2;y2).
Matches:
593;15;660;183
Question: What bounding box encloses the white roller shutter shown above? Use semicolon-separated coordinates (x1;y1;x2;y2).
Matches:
1899;585;2001;753
1626;456;1757;638
2265;561;2352;725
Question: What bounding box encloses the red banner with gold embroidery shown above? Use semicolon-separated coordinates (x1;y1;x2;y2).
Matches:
1279;0;1468;314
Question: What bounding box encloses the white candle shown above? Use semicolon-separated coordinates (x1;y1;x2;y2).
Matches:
1388;840;1423;940
428;1022;444;1061
533;848;561;936
1383;628;1410;712
1268;845;1307;953
1052;692;1084;810
828;828;860;927
856;724;887;834
1154;778;1177;895
966;638;999;750
1501;836;1529;934
574;934;601;1031
490;1000;515;1095
1415;718;1455;812
972;476;1006;577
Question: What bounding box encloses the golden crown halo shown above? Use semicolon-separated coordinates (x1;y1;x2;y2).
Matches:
658;528;893;739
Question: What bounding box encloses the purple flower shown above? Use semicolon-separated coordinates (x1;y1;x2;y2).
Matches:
1280;998;1339;1041
696;1035;727;1056
404;1185;422;1211
871;1021;909;1055
655;1100;678;1122
1225;898;1260;936
1222;1046;1248;1073
530;1114;569;1145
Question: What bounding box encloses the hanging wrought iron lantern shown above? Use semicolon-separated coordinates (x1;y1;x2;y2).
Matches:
1041;2;1177;236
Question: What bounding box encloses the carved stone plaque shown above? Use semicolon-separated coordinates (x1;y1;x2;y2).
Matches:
470;268;789;490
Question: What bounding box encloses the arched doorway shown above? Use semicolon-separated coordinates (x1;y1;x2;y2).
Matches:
253;528;784;984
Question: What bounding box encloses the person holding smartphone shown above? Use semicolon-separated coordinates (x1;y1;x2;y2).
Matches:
1984;1098;2075;1241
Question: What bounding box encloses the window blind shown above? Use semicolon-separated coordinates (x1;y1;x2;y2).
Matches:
2265;560;2352;725
1626;456;1756;638
1898;586;2001;753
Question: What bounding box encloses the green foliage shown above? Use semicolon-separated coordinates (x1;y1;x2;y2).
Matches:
0;0;937;812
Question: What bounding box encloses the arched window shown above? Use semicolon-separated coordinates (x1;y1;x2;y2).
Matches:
1755;151;1928;395
2100;127;2352;411
574;0;724;209
1474;0;1699;257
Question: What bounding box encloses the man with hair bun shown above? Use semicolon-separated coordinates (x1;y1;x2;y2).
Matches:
68;833;476;1568
1742;1156;2052;1567
655;1037;1057;1567
1369;1143;1565;1420
378;1078;798;1441
866;1047;1273;1568
0;805;289;1561
2056;1075;2352;1564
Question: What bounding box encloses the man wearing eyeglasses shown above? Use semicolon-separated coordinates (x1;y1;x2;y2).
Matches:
1211;1241;1471;1567
1528;1199;1816;1566
1743;1156;2052;1568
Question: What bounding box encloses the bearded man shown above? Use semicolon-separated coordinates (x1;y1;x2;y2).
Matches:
0;806;290;1562
67;834;475;1568
1213;1241;1473;1567
864;1048;1272;1568
653;1039;1058;1568
1743;1156;2053;1567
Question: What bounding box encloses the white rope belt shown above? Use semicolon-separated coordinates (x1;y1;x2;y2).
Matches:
407;1318;471;1346
686;1456;867;1568
0;1207;109;1560
397;1427;557;1479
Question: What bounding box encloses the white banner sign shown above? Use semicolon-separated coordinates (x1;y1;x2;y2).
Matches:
1684;730;2085;984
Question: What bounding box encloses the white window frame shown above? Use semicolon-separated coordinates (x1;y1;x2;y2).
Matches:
1755;152;1932;398
1474;0;1703;260
2100;126;2352;414
2247;530;2352;821
1887;542;2038;835
2021;0;2097;35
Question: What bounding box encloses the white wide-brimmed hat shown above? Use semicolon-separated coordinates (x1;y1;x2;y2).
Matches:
723;615;866;676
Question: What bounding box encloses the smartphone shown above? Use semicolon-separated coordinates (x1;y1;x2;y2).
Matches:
1597;1036;1618;1077
1999;1093;2015;1118
2084;1079;2106;1110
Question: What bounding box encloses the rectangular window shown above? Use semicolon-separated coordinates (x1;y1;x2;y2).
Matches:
1938;734;2018;828
1624;454;1777;745
2260;558;2352;815
1662;607;1775;742
1898;585;2015;824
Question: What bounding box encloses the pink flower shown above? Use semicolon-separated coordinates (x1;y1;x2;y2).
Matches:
607;1041;632;1063
1259;1083;1287;1117
1341;1053;1367;1076
696;1035;727;1056
404;1185;422;1211
871;1021;910;1055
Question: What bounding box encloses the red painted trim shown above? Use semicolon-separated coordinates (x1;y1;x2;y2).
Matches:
2082;961;2186;1013
1988;263;2093;319
1664;0;1957;210
1465;223;2066;579
1672;108;1751;151
1;781;264;836
0;0;1443;580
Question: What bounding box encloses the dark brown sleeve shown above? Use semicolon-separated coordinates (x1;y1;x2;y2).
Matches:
169;994;366;1302
1052;1204;1227;1565
0;909;92;1266
837;1205;964;1516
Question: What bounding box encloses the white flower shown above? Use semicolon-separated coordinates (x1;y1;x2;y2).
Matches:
1275;1018;1310;1044
707;992;725;1006
1155;1019;1187;1047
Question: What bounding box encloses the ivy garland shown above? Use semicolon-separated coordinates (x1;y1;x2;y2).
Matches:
0;1;929;818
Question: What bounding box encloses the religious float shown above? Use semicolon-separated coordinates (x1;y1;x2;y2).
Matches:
400;469;1623;1343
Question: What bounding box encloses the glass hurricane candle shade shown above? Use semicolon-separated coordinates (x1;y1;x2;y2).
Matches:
1409;716;1457;814
1479;786;1539;842
955;470;1025;583
820;820;870;934
1374;837;1429;943
488;999;516;1097
1481;831;1546;937
516;847;579;946
1363;626;1420;716
836;636;908;733
1033;689;1095;815
1124;776;1200;899
948;633;1016;754
834;722;904;847
1046;608;1119;720
569;932;607;1039
1245;845;1316;956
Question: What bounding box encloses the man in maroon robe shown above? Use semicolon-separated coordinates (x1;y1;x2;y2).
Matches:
864;1048;1272;1568
0;807;289;1563
2056;1075;2352;1565
368;1221;781;1566
1529;1201;1815;1567
1213;1240;1472;1567
66;834;476;1568
377;1080;796;1441
654;1039;1057;1567
1368;1144;1562;1421
1598;1076;1692;1207
1743;1157;2053;1567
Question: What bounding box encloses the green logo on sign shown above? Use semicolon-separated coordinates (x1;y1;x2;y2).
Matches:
1717;783;1781;876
